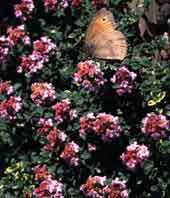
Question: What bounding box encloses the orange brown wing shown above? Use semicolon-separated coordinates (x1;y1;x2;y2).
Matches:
93;30;127;60
84;8;127;60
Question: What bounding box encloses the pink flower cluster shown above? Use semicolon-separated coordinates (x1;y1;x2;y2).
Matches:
92;0;107;9
80;176;129;198
33;165;64;198
14;0;35;21
0;81;13;95
45;127;67;151
33;165;49;181
17;54;44;74
31;82;56;106
104;177;129;198
141;112;169;139
17;36;56;74
80;112;122;141
79;113;95;135
71;0;82;8
80;176;106;198
74;60;105;91
0;26;30;63
110;66;137;96
0;36;11;63
0;96;22;120
52;99;77;123
43;0;107;10
43;0;82;12
37;118;67;151
33;36;56;61
120;141;150;170
43;0;58;12
7;25;30;46
60;141;80;166
37;118;54;135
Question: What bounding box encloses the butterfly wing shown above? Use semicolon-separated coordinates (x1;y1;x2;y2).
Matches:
93;30;127;60
84;8;127;60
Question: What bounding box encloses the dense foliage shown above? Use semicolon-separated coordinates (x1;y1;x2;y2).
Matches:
0;0;170;197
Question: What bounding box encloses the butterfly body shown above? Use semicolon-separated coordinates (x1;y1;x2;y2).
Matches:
84;8;127;60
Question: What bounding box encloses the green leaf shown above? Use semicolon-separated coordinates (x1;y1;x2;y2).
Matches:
143;160;154;175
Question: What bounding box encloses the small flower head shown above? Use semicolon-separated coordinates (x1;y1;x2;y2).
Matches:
104;177;129;198
60;141;80;166
94;113;122;141
43;0;58;12
74;60;105;91
141;112;169;139
88;143;97;152
37;118;54;135
120;141;150;170
79;113;122;141
0;96;22;120
7;25;30;46
17;54;44;74
111;66;137;95
80;176;106;198
44;127;67;151
79;113;96;137
92;0;107;9
0;81;13;95
31;82;56;106
52;99;77;123
33;36;56;62
71;0;82;8
33;176;64;198
0;36;11;63
33;165;49;181
14;0;35;21
17;36;56;74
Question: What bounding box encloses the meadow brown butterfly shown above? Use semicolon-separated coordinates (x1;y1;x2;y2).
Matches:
84;8;127;60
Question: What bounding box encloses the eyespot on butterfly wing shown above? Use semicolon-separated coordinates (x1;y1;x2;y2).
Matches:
84;8;128;60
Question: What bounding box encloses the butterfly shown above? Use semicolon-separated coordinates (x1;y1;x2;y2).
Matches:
84;8;127;60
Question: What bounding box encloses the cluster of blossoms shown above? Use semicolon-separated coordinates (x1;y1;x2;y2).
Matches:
0;96;22;120
110;66;137;96
17;36;56;74
0;36;11;63
17;54;44;74
120;141;150;170
52;99;77;123
71;0;82;8
44;127;67;151
0;25;30;63
60;141;80;166
141;112;169;139
37;118;67;151
37;118;54;135
43;0;106;11
33;36;56;62
43;0;58;12
0;81;13;95
7;25;30;46
33;165;49;180
43;0;81;12
74;60;105;91
33;165;64;198
80;176;106;198
88;143;97;152
80;112;122;141
91;0;107;9
31;82;56;106
14;0;35;21
103;177;129;198
80;176;129;198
